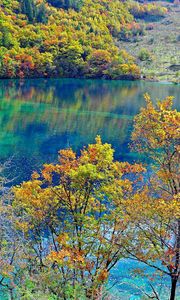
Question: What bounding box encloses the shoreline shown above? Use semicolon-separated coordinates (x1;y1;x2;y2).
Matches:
0;76;179;85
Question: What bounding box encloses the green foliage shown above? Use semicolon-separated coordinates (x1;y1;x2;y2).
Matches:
0;21;16;49
0;97;179;299
138;48;153;61
0;0;141;79
130;94;180;300
36;3;48;24
21;0;36;22
128;0;168;20
11;136;145;298
64;283;87;299
47;0;84;11
20;0;48;23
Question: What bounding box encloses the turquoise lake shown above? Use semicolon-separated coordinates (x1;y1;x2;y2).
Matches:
0;78;180;299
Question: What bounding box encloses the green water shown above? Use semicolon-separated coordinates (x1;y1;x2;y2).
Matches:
0;78;179;182
0;78;179;299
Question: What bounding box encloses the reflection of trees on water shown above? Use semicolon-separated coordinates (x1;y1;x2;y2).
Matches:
0;79;179;109
0;97;130;156
0;79;139;111
0;79;179;181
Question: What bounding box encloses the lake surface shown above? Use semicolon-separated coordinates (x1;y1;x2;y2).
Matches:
0;78;180;299
0;78;179;183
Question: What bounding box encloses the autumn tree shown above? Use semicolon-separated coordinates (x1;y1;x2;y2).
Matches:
56;40;85;77
122;94;180;300
0;20;15;49
0;0;141;79
0;162;24;300
13;136;145;299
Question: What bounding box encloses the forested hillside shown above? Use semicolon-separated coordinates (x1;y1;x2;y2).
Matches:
0;0;172;80
0;0;179;80
0;0;137;79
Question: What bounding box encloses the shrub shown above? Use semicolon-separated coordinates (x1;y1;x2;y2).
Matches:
138;48;153;61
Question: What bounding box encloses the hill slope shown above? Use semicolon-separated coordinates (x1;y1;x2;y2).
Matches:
120;1;180;82
0;0;179;81
0;0;140;79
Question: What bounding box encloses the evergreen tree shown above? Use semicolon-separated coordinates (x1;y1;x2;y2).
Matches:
21;0;36;22
36;3;48;24
47;0;83;11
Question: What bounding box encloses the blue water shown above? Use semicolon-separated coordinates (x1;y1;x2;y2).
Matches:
0;78;179;182
0;78;180;299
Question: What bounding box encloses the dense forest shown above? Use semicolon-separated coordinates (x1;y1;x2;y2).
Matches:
0;0;169;79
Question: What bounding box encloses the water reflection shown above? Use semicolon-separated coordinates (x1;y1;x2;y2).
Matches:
0;78;179;182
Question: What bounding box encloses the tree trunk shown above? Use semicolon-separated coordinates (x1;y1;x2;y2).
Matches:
170;220;180;300
9;289;14;300
170;277;177;300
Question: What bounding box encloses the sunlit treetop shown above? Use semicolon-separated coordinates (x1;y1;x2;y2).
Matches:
132;93;180;163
